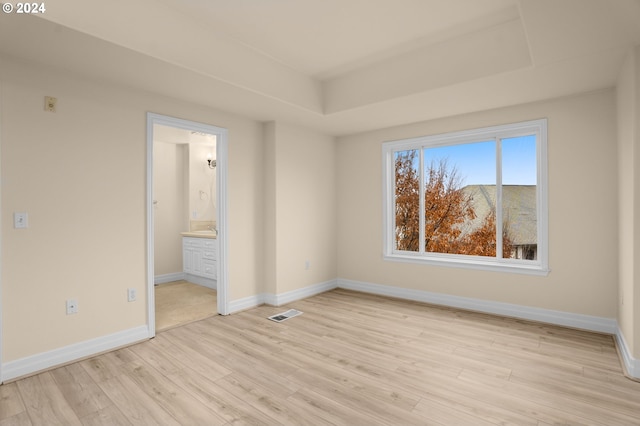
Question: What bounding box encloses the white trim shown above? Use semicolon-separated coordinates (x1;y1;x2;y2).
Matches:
154;272;185;285
264;280;338;306
228;294;266;314
616;328;640;379
382;119;549;275
146;113;230;333
383;253;550;276
229;278;618;336
337;278;617;334
228;280;339;313
216;127;230;315
1;326;149;383
146;115;155;337
183;274;216;290
3;278;638;381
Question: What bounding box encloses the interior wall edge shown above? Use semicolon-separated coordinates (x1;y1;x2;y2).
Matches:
616;328;640;380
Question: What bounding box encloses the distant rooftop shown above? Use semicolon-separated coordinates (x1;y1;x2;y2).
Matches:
462;185;537;246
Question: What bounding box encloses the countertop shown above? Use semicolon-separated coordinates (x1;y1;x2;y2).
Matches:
181;231;217;239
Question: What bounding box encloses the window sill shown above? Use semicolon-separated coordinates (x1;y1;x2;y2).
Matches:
384;252;550;276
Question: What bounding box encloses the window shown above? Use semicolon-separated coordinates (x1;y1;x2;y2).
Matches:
383;119;548;275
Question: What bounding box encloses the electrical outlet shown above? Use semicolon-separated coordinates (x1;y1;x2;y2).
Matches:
66;299;78;315
305;260;310;270
128;288;137;302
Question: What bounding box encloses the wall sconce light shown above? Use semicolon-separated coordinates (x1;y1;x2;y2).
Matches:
207;153;216;169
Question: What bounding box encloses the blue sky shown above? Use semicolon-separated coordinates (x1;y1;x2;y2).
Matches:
423;135;537;186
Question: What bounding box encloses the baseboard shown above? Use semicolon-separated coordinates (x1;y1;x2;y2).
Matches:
228;277;617;335
263;279;338;306
337;278;618;334
256;277;637;380
228;279;339;313
228;293;266;314
1;325;149;383
6;279;629;382
184;274;216;290
154;272;185;285
616;328;640;379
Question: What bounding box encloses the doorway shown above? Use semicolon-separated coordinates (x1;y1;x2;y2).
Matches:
146;113;229;338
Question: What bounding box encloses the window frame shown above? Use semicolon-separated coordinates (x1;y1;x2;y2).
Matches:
382;119;549;276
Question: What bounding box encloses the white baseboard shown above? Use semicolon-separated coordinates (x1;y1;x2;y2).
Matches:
337;278;640;379
1;325;149;383
184;274;216;290
154;272;185;285
228;277;617;335
228;293;266;314
7;278;636;382
264;279;338;306
156;272;216;290
616;328;640;379
337;278;618;334
228;279;338;313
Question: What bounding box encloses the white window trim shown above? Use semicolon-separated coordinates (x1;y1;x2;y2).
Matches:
382;119;549;276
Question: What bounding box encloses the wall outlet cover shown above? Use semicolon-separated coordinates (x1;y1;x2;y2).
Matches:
66;299;78;315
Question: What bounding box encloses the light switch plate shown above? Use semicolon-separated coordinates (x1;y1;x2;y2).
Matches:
14;212;28;229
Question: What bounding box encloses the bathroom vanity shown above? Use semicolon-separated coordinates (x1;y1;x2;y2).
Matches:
181;232;217;290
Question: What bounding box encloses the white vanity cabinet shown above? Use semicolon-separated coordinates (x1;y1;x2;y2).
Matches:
182;236;217;289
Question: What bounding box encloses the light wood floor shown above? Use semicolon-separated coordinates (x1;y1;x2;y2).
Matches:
2;289;640;425
155;280;217;332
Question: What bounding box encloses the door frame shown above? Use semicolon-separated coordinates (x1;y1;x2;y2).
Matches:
146;113;229;338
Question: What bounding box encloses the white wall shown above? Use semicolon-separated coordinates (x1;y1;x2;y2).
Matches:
617;46;640;360
337;90;619;319
153;141;187;277
264;122;338;295
188;143;216;223
0;55;265;363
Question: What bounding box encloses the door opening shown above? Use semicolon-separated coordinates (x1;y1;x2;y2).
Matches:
146;113;229;338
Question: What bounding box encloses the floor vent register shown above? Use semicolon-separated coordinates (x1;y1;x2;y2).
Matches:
268;309;303;323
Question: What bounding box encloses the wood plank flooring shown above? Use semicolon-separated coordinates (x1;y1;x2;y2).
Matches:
3;288;640;425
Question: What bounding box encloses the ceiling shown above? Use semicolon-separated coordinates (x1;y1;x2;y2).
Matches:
1;0;639;136
156;0;518;79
